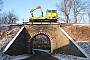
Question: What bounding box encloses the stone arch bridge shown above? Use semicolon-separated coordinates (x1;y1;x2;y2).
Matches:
3;23;88;57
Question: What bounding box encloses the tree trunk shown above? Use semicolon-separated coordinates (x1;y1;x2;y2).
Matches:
74;14;77;23
66;15;69;23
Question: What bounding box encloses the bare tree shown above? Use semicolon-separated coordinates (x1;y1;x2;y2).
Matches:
56;0;90;23
7;10;19;24
0;0;3;23
72;0;89;23
0;10;19;24
1;13;8;24
56;0;72;23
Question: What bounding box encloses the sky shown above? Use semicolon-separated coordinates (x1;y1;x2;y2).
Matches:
2;0;90;23
2;0;60;23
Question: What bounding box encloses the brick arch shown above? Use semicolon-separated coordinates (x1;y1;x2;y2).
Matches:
28;29;54;53
31;29;54;44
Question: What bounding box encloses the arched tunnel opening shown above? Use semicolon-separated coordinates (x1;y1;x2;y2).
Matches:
28;34;51;53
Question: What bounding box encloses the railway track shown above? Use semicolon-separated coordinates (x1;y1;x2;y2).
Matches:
23;22;60;25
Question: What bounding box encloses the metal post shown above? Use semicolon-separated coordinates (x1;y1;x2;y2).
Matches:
23;19;24;24
32;20;33;25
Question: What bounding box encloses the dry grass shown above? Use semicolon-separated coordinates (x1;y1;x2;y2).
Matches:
62;25;90;42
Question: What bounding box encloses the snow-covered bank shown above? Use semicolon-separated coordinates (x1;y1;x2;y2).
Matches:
0;36;12;52
0;52;29;60
77;42;90;57
53;54;88;60
0;26;21;52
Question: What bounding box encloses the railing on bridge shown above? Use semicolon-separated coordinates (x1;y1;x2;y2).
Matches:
22;18;60;25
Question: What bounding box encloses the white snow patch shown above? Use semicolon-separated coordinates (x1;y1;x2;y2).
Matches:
0;52;30;60
53;55;69;60
53;54;89;60
78;42;90;57
73;23;90;26
32;49;50;53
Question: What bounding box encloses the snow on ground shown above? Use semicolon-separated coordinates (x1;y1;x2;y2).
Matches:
77;41;90;57
0;36;12;52
32;49;50;53
0;25;20;52
53;54;89;60
0;52;30;60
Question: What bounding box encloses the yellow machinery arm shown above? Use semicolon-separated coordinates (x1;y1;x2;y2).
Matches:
30;6;43;17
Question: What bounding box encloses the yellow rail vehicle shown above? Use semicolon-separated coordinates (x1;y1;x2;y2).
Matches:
46;10;58;22
29;6;58;22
